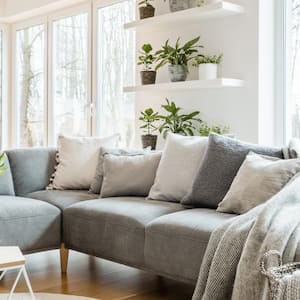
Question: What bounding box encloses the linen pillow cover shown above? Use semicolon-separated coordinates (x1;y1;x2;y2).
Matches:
89;147;150;194
182;133;283;208
0;154;15;196
100;152;161;198
49;134;120;190
217;152;300;214
148;133;208;203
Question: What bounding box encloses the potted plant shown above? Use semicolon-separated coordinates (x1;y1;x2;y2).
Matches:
138;0;155;19
193;54;223;80
198;122;229;136
139;108;160;149
0;153;7;175
158;98;202;139
155;36;202;82
138;44;158;85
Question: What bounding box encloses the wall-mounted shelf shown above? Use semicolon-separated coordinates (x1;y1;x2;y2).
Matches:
123;78;244;93
124;1;245;30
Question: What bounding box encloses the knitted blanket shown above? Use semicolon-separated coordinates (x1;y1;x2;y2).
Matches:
192;173;300;300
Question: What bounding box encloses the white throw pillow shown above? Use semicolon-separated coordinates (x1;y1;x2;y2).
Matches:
217;152;300;214
148;133;208;202
49;134;120;190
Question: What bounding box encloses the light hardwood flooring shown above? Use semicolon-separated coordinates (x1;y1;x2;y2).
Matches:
0;250;194;300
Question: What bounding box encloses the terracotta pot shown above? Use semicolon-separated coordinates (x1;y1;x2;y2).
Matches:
141;135;157;150
140;71;156;85
139;5;155;19
168;65;188;82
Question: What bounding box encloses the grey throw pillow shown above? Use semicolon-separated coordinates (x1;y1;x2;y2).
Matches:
100;152;161;198
217;152;300;214
0;154;15;196
182;133;283;208
89;147;150;194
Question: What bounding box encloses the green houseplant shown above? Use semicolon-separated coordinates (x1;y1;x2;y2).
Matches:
158;98;202;139
138;44;158;85
155;36;202;82
139;108;160;149
0;153;7;175
198;122;229;136
193;54;223;80
138;0;155;19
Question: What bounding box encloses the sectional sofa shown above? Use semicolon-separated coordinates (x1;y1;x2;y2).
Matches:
2;146;300;285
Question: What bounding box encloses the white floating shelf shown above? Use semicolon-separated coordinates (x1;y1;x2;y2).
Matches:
124;1;245;30
123;78;244;93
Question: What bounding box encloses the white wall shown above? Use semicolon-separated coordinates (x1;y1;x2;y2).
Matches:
0;0;5;17
135;0;278;148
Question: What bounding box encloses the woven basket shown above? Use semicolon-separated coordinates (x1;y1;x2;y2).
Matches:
260;250;300;300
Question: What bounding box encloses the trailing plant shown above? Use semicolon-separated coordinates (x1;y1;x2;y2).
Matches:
139;108;160;135
158;98;202;139
0;153;7;175
155;36;203;71
193;54;223;66
138;0;153;7
138;44;157;71
199;122;229;136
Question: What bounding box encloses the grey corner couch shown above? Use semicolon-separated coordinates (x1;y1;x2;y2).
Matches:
1;147;260;284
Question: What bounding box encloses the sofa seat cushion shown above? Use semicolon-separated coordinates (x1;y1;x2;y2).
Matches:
26;190;99;210
0;196;61;252
64;197;184;268
145;208;236;283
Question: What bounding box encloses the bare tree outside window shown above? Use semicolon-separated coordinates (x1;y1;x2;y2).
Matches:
16;25;45;147
97;0;135;147
52;13;89;140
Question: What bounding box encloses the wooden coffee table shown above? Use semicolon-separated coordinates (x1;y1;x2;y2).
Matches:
0;246;35;300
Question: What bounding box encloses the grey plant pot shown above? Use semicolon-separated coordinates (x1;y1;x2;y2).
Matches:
139;5;155;19
141;135;157;150
169;0;190;12
168;65;188;82
140;71;156;85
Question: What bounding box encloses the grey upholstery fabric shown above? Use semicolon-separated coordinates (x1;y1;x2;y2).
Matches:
145;209;236;283
6;148;57;196
64;197;184;268
0;154;15;195
182;134;283;208
0;196;61;253
26;190;98;210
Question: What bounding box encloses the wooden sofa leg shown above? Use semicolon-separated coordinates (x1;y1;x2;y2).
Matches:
60;243;69;274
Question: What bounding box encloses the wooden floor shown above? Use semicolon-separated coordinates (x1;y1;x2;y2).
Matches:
0;250;195;300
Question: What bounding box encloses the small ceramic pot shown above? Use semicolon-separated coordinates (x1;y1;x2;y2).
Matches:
168;65;188;82
140;71;156;85
139;5;155;19
169;0;190;12
198;63;218;80
141;135;157;150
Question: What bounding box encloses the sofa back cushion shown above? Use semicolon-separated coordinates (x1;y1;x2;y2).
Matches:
0;153;15;196
6;148;57;195
182;134;284;208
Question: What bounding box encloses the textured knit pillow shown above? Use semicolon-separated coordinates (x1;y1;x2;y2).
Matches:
100;152;161;198
89;147;150;194
0;153;15;196
49;134;120;190
182;134;283;208
217;152;300;214
148;133;208;202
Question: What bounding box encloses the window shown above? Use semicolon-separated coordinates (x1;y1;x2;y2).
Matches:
52;13;89;140
97;0;135;147
15;24;45;147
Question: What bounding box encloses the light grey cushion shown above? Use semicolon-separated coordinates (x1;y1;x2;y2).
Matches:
145;209;235;283
182;134;283;208
148;134;208;203
89;147;150;194
0;196;61;253
6;148;57;196
217;152;300;214
26;190;98;210
100;153;161;198
0;154;15;195
64;197;184;268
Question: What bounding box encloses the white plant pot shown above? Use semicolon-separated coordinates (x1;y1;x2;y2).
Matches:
205;0;221;4
198;63;218;80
